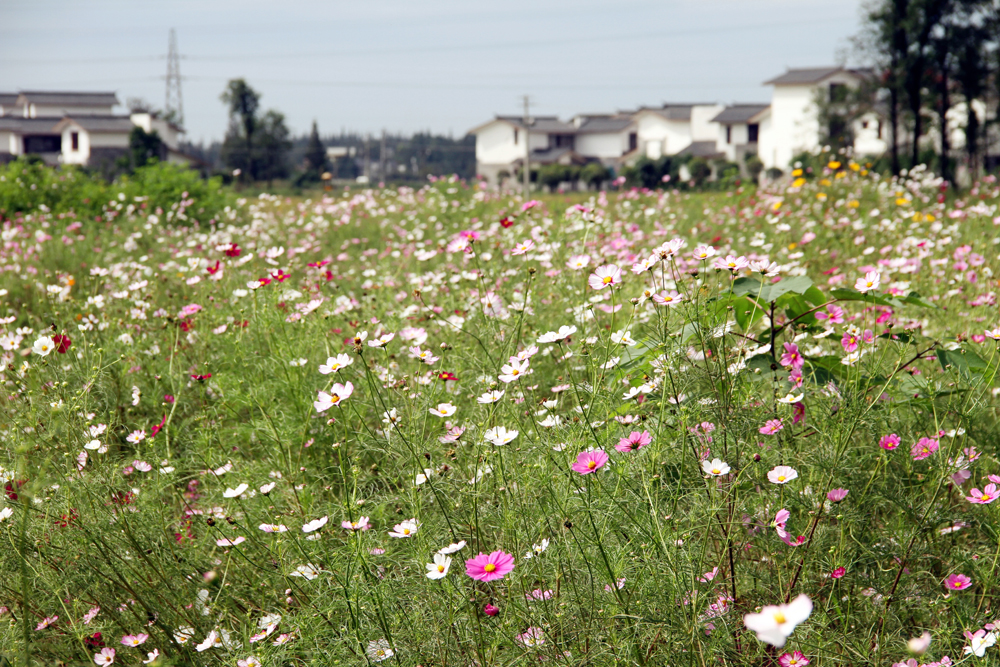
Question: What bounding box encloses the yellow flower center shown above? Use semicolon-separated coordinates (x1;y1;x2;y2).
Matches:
484;563;496;573
511;369;519;375
982;495;990;501
403;528;410;535
602;276;612;284
777;475;786;482
712;468;721;475
773;612;786;624
437;565;445;572
588;461;596;469
330;394;339;402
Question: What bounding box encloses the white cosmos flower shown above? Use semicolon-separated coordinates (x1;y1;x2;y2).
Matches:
484;426;518;446
477;390;505;404
964;630;997;657
32;336;55;356
425;552;452;579
224;483;249;498
701;459;731;476
388;518;420;538
259;523;288;533
743;594;813;647
259;482;276;494
610;330;637;346
777;392;804;404
302;516;328;533
429;403;457;417
437;540;466;555
290;563;324;580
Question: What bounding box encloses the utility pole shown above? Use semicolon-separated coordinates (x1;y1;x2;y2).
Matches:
521;94;531;199
380;129;386;183
165;28;184;127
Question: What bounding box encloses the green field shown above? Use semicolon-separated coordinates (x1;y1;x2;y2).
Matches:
0;158;999;666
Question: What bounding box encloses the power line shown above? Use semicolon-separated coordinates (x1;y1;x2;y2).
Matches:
0;15;857;66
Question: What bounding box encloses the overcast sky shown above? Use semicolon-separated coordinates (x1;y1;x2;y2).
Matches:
1;0;868;144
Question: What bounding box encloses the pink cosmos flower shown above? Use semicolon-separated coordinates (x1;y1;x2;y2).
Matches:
830;567;846;579
511;240;535;256
815;304;844;324
35;615;58;631
714;254;749;272
514;627;545;648
855;270;881;293
465;550;515;582
121;634;148;647
572;449;609;474
483;603;499;616
779;651;810;667
525;589;553;601
759;419;784;435
616;430;652;453
826;488;849;502
841;333;859;353
342;516;371;531
588;264;622;290
314;382;353;412
966;483;999;504
911;437;939;461
652;290;684;306
780;343;803;370
945;573;972;590
879;434;900;451
772;509;790;539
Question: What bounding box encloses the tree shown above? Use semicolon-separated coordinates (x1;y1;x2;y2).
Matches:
220;79;260;181
255;110;292;185
580;162;610;190
303;121;329;177
128;126;164;169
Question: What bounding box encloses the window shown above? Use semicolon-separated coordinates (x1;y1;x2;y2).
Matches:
748;123;759;143
513;128;519;144
876;121;883;139
861;120;869;129
628;132;637;151
725;125;731;144
71;132;79;151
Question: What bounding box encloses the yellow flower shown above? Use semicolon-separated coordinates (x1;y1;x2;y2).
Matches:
849;162;860;171
895;197;909;206
847;200;860;208
924;213;935;222
820;178;831;187
816;193;828;201
828;161;841;170
835;171;846;179
788;242;797;250
772;201;783;211
861;169;868;176
792;169;803;177
792;177;806;188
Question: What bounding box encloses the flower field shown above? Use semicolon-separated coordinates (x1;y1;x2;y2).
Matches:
1;160;1000;666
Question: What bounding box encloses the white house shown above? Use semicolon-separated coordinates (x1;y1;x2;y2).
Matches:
629;104;723;160
0;91;191;168
712;104;770;163
761;67;887;170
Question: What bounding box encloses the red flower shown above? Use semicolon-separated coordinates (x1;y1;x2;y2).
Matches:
830;567;846;579
85;633;105;649
271;269;290;283
191;373;212;382
150;415;167;438
224;243;241;257
308;260;329;268
438;371;458;382
53;334;72;354
500;216;514;228
206;261;221;275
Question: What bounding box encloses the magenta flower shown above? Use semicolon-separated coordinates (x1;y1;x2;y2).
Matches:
572;449;608;474
815;304;844;324
945;573;972;590
588;264;622;291
878;433;900;451
483;603;499;617
830;567;846;579
465;550;515;582
911;437;939;461
966;483;999;504
841;332;859;353
826;488;849;503
779;651;810;667
772;509;790;539
780;343;804;370
616;430;652;453
759;419;784;435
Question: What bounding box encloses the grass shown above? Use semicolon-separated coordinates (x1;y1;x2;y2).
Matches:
0;163;999;666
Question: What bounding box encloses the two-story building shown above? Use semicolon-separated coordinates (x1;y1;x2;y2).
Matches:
0;91;191;168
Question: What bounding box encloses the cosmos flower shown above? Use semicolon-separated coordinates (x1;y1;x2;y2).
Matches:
879;434;900;450
120;634;148;647
588;264;622;290
572;449;608;475
465;550;515;582
429;403;457;417
768;466;798;484
967;483;999;504
616;430;652;453
93;648;116;665
743;594;813;647
366;639;394;662
342;516;371;531
945;573;972;590
855;271;881;293
484;426;518;446
314;382;353;412
759;419;784;435
425;553;452;580
388;518;420;538
702;459;731;476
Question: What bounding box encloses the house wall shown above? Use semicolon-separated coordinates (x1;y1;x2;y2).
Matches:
475;122;523;166
60;125;90;165
691;105;724;142
131;113;181;150
576;131;629;159
767;72;860;170
716;123;751;162
89;132;129;149
0;131;17;155
636;113;691;158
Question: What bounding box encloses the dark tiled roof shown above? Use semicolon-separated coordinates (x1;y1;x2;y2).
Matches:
56;116;134;132
17;91;119;107
0;117;61;132
494;115;575;132
573;115;634;133
763;67;867;85
676;141;723;158
0;93;20;107
712;104;770;124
